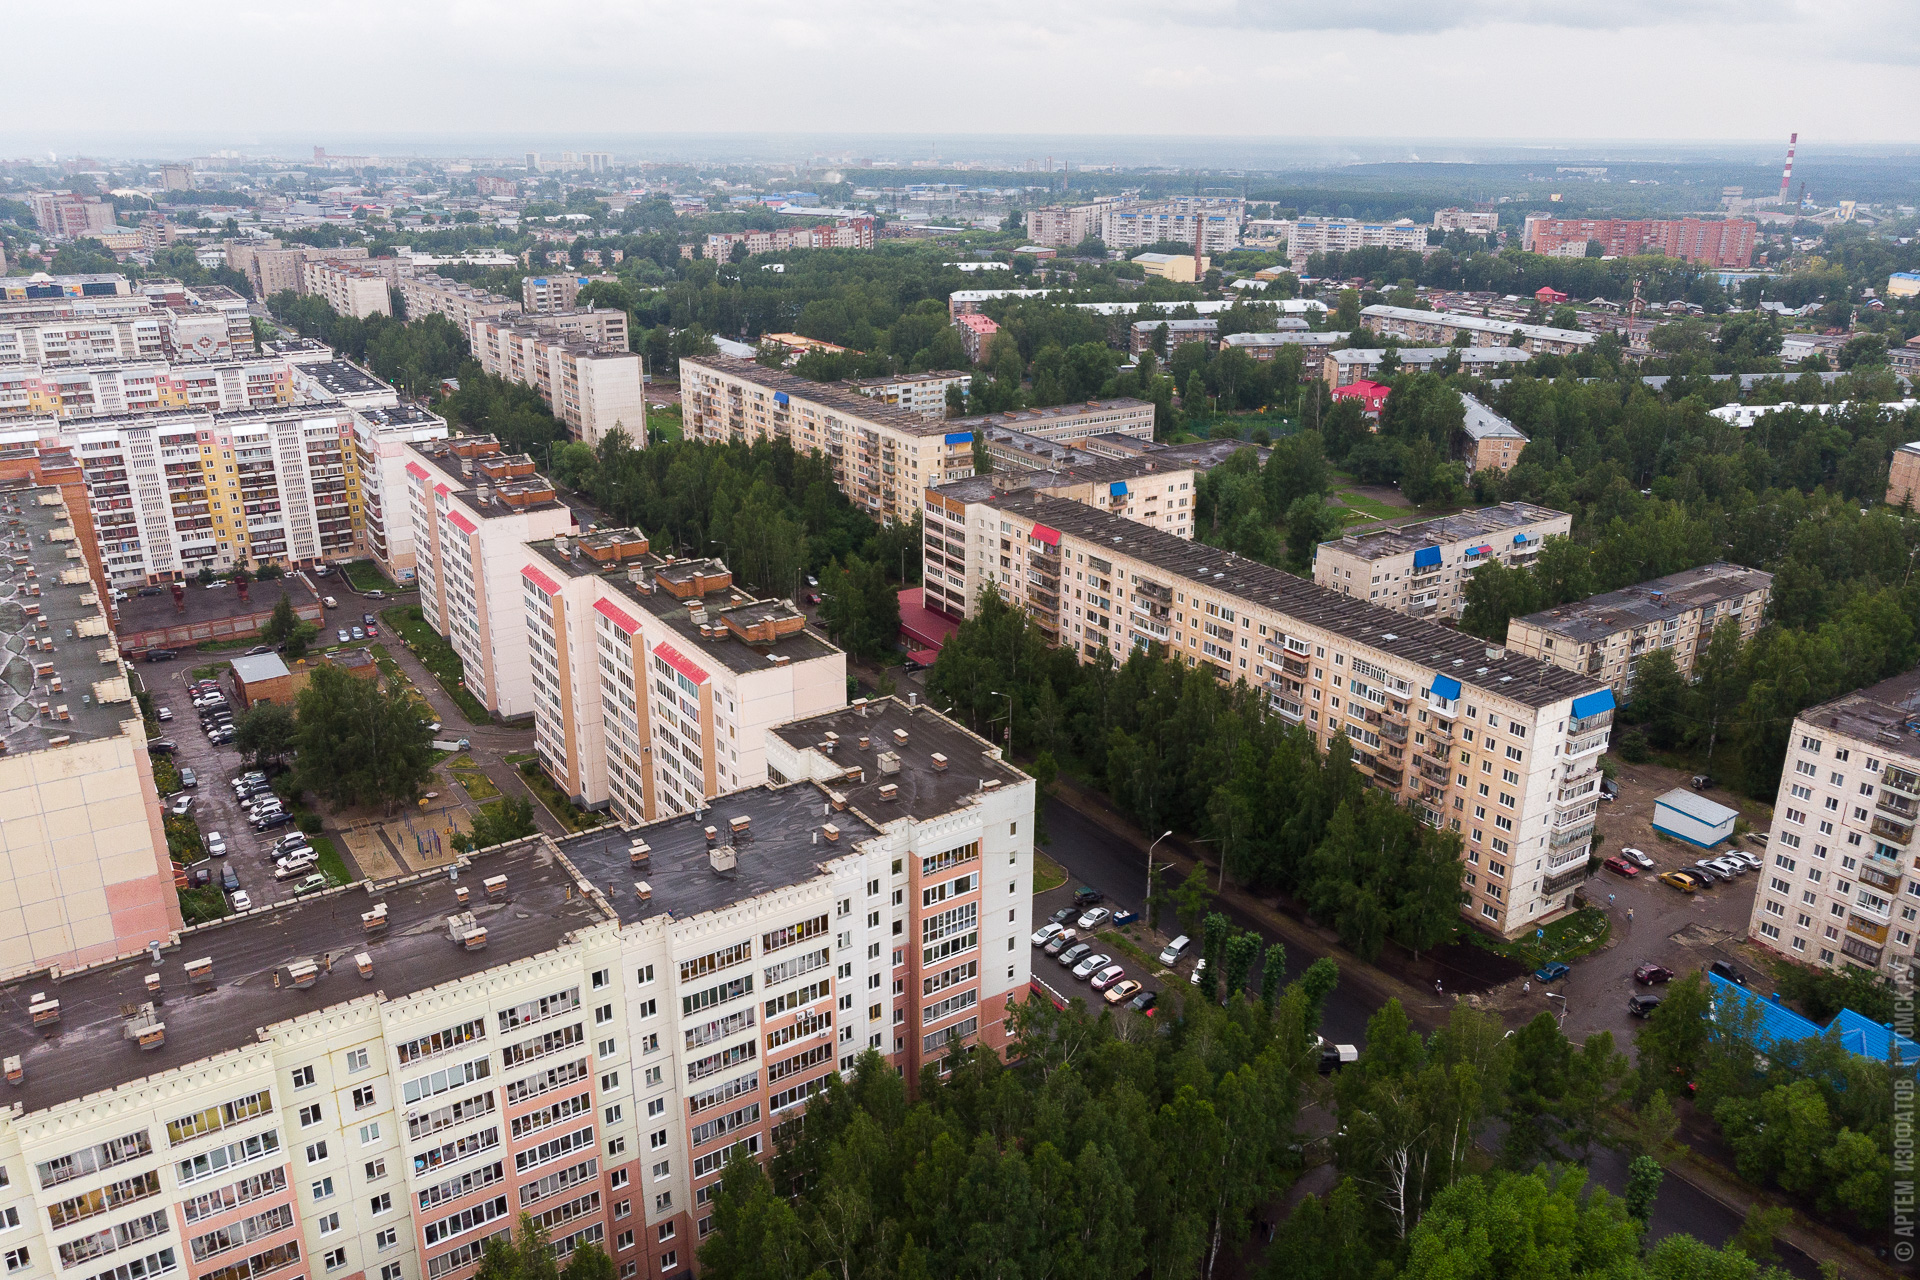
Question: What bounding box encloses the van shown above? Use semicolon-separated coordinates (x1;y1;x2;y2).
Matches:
1159;935;1190;966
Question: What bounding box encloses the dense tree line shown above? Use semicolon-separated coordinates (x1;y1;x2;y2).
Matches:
267;290;467;396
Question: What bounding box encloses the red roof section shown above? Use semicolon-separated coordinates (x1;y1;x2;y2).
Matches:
520;564;561;595
593;598;641;636
1331;379;1391;412
898;587;961;652
1030;523;1061;547
446;510;477;536
405;461;429;482
652;640;710;685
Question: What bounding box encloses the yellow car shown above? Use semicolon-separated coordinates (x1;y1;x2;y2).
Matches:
1104;979;1143;1005
1658;870;1700;894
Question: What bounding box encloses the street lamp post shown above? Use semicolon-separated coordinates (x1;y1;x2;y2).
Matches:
988;689;1014;749
1146;829;1173;915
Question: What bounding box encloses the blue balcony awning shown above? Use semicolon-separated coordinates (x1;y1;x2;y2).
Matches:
774;391;789;405
1514;533;1530;543
1110;481;1129;497
944;431;974;445
1571;689;1616;718
1413;545;1442;569
1430;675;1461;700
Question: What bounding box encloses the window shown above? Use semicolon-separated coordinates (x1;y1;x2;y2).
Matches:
5;1248;28;1274
351;1086;376;1111
658;1252;676;1272
595;1004;614;1025
358;1124;380;1146
381;1266;404;1280
305;1143;328;1165
374;1230;397;1253
657;1223;675;1243
651;1161;670;1181
592;969;610;990
365;1159;386;1181
607;1138;626;1157
649;1130;668;1150
346;1049;370;1073
323;1249;347;1272
291;1067;315;1089
369;1193;391;1216
316;1212;340;1236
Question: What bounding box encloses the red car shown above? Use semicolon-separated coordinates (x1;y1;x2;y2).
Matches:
1603;855;1641;877
1634;963;1674;985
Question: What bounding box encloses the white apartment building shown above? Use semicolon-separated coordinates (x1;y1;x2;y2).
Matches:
845;373;972;422
1506;562;1773;698
469;312;629;364
969;489;1611;937
1359;305;1593;356
0;357;296;421
224;242;372;298
0;480;180;977
1313;503;1573;621
679;357;976;527
1287;218;1426;269
300;261;393;321
397;275;518;335
519;533;846;823
1026;204;1104;248
947;398;1155;448
406;437;577;719
521;276;616;315
1100;198;1244;254
351;405;450;584
1747;670;1920;979
468;317;641;447
1434;208;1501;234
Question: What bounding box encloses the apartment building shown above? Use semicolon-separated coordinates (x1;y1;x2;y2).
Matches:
948;398;1155;447
519;532;845;823
955;314;998;364
1521;216;1757;268
27;192;117;239
1359;305;1593;356
0;480;179;976
701;221;876;258
521;276;617;314
472;310;629;358
0;357;295;421
1745;668;1920;978
1455;394;1530;476
1287;218;1426;269
1888;440;1920;508
397;275;518;335
1313;503;1573;620
1219;331;1346;366
1506;562;1773;698
923;457;1200;617
0;288;258;369
352;406;451;584
301;261;393;320
406;437;577;719
1025;203;1104;248
1322;346;1530;387
1100;199;1243;253
0;275;132;302
845;373;971;422
224;243;372;299
678;357;977;527
965;489;1609;936
1434;208;1500;234
1130;318;1218;355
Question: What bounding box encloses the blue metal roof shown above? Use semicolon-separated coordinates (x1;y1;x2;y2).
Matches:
1430;675;1461;700
1413;545;1442;568
1570;689;1615;718
1708;973;1919;1064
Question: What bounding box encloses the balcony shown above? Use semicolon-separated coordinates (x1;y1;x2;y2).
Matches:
1369;765;1404;788
1565;731;1608;759
1554;802;1599;830
1419;759;1450;784
1568;710;1614;736
1870;815;1913;847
1418;805;1445;829
1549;821;1596;849
1882;766;1920;800
1130;619;1170;642
1428;720;1455;745
1268;695;1304;722
1380;721;1408;744
1542;864;1588;896
1877;792;1919;821
1136;579;1172;604
1840;936;1884;966
1847;914;1890;945
1858;862;1902;894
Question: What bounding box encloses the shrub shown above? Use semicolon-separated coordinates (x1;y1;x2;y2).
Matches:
1614;728;1650;763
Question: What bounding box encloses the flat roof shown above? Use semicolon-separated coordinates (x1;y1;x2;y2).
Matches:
0;483;136;750
681;356;940;435
1320;502;1569;562
1655;788;1740;826
229;652;291;684
297;360;390;398
0;839;607;1117
1361;304;1593;347
408;439;568;520
771;698;1027;822
1793;665;1920;763
988;492;1601;709
948;397;1153;433
1221;331;1346;347
1331;346;1529;364
1515;562;1771;644
116;576;321;638
555;784;878;927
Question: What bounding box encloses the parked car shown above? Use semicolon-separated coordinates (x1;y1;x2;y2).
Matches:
1058;942;1092;968
143;649;176;663
1190;957;1209;986
179;767;197;788
1030;921;1065;947
364;589;385;600
1159;935;1191;965
1090;964;1126;991
205;831;226;858
1599;778;1620;800
1077;906;1111;930
1127;990;1157;1016
1049;906;1077;926
190;867;211;888
1071;886;1104;908
1534;961;1572;983
1318;1041;1359;1074
1634;963;1674;985
365;625;378;638
1104;979;1142;1005
1689;862;1719;886
362;613;376;626
1043;929;1078;957
147;739;175;754
350;626;365;641
253;812;293;831
246;645;274;656
1628;993;1663;1018
336;629;350;644
323;596;338;609
1748;831;1769;846
1620;846;1655;869
230;890;252;911
1072;952;1110;980
289;873;327;895
1707;856;1746;877
1659;870;1700;893
169;794;194;816
270;832;311;854
1602;855;1640;877
221;863;239;892
1691;774;1715;790
274;857;319;880
156;707;173;722
1725;851;1763;871
1709;960;1748;986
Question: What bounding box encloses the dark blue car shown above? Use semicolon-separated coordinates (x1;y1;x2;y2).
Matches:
1534;961;1571;983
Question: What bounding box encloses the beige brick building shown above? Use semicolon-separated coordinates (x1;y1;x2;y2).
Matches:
1888;441;1920;508
1313;503;1572;620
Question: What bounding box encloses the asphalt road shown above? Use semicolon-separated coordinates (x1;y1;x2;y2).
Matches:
1039;795;1819;1277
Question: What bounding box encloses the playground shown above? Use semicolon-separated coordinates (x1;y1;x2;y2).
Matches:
334;764;479;880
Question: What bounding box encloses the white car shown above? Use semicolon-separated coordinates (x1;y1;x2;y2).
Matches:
168;794;195;815
205;832;226;857
230;890;253;911
1725;850;1763;870
1190;957;1209;986
1620;847;1655;870
1072;952;1112;980
1031;922;1064;947
156;707;173;722
1076;906;1112;930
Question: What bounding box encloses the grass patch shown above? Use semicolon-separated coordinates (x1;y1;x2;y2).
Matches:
517;760;600;833
645;401;685;443
191;661;231;680
178;884;229;925
305;835;354;888
197;635;273;653
1333;489;1403;520
504;751;536;765
1034;852;1069;894
452;767;500;801
1464;906;1613;970
381;606;490;725
341;561;397;593
1098;928;1166;976
367;642;404;683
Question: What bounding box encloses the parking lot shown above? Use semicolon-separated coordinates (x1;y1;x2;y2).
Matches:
1029;873;1184;1018
1522;759;1776;1045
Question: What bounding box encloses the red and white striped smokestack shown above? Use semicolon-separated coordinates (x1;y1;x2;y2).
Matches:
1778;132;1797;202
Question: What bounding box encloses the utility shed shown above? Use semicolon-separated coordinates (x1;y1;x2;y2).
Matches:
1653;788;1739;848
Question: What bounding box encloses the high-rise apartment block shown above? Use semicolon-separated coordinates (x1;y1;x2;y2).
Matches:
1026;198;1242;252
1521;216;1757;268
520;533;845;823
1287;217;1426;269
948;489;1608;937
521;276;618;314
224;242;372;299
300;260;393;320
1313;503;1572;621
1505;562;1772;698
468;316;642;447
1433;208;1500;234
26;192;117;240
0;284;259;370
1746;670;1920;978
405;438;577;719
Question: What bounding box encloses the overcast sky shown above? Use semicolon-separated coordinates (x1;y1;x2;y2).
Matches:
8;0;1916;153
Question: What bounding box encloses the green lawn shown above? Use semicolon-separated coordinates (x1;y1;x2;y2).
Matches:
1098;928;1167;976
452;767;501;801
381;607;490;725
1033;852;1069;894
191;661;232;680
504;751;537;765
517;760;601;833
341;561;397;593
306;835;355;888
178;884;229;924
1465;905;1613;969
1332;489;1403;521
